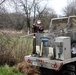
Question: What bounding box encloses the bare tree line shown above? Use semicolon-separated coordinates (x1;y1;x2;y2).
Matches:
63;0;76;16
11;0;57;33
0;0;57;33
2;0;76;32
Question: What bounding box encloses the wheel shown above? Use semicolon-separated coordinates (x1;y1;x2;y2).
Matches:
39;64;76;75
62;70;76;75
71;41;76;57
61;63;76;75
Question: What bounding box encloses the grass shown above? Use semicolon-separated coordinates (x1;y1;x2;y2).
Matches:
0;32;40;75
0;32;33;65
0;34;32;61
0;65;25;75
0;31;39;75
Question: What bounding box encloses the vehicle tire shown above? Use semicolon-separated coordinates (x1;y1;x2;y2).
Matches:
71;41;76;57
61;70;76;75
61;63;76;75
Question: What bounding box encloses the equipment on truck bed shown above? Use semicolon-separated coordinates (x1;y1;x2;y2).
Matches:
55;36;71;60
25;16;76;75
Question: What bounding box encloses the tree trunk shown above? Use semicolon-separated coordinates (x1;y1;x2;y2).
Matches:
28;28;30;34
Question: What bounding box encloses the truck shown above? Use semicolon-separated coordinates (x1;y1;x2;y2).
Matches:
24;16;76;75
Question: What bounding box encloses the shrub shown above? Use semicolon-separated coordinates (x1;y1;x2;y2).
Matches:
0;65;24;75
0;32;33;66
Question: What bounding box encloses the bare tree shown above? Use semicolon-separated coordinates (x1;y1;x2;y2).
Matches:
37;8;57;29
11;0;49;34
3;0;56;32
0;0;6;5
11;0;34;34
33;0;47;22
63;0;76;16
0;0;7;13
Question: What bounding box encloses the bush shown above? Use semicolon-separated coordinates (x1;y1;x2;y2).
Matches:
0;65;24;75
0;32;33;66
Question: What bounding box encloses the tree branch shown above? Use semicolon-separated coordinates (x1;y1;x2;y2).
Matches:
0;0;6;5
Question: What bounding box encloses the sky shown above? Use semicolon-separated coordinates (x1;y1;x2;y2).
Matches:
4;0;72;16
47;0;68;15
37;0;70;15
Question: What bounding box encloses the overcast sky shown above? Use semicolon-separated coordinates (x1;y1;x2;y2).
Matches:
37;0;71;15
47;0;68;15
4;0;73;16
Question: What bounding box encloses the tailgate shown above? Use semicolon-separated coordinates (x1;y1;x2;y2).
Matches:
24;55;63;70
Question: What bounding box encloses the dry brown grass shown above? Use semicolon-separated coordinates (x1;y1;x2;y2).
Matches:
17;61;40;75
